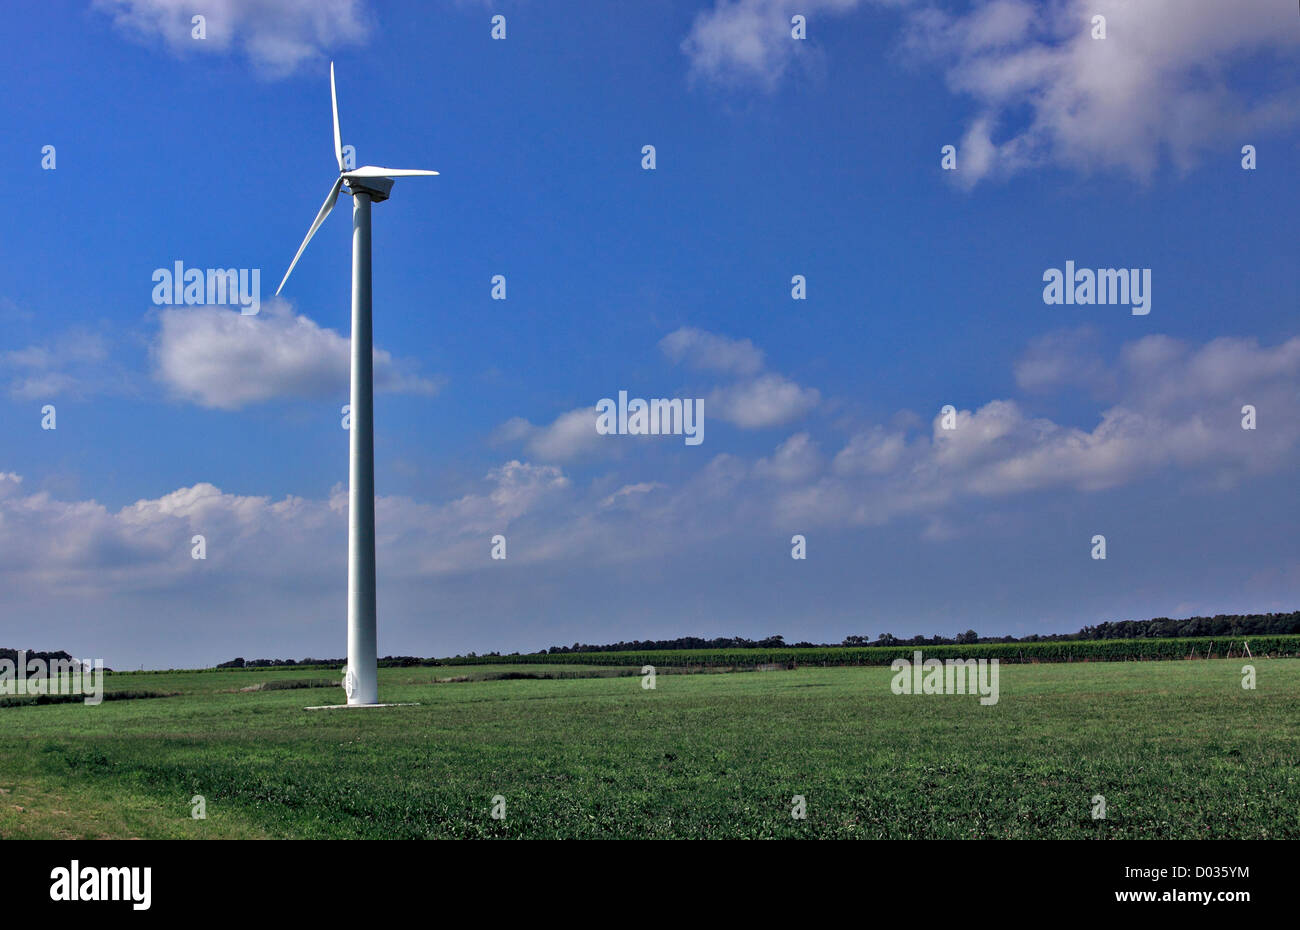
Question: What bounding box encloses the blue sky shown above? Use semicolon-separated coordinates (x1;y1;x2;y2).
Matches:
1;0;1298;668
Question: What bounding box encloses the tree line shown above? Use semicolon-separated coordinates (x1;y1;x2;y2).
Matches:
537;611;1300;654
204;610;1300;666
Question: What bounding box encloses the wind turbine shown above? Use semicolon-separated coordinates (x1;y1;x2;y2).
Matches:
276;62;437;706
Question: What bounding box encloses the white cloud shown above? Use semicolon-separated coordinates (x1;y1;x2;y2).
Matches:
16;327;1291;630
502;328;817;460
1014;326;1113;395
481;460;571;522
151;299;438;410
755;432;823;481
5;330;1299;662
658;326;819;428
600;481;666;508
1122;334;1300;410
759;331;1300;529
93;0;370;76
708;373;820;428
659;326;765;376
1;328;135;400
906;0;1300;185
832;427;905;475
951;334;1300;494
0;459;572;597
684;0;1300;184
493;407;610;463
681;0;879;90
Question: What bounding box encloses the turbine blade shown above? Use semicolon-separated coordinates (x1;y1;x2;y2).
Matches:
344;165;439;178
331;62;343;172
276;177;344;296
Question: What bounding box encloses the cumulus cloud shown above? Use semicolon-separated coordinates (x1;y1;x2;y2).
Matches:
93;0;370;76
1120;333;1300;413
832;427;905;475
733;331;1300;532
501;327;819;461
1014;326;1114;395
40;330;1300;544
493;407;610;463
708;373;820;428
151;299;438;409
916;333;1300;500
682;0;884;90
0;459;572;596
1;327;136;400
754;432;823;481
661;326;820;428
659;327;765;376
684;0;1300;183
5;330;1300;662
905;0;1300;185
600;481;666;509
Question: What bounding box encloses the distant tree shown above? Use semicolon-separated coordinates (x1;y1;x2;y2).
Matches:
432;610;1300;663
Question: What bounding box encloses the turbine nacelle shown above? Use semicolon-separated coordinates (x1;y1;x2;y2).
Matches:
275;62;438;296
341;167;440;203
344;175;393;203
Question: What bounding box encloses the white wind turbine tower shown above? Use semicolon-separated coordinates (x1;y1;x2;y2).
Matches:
276;62;437;706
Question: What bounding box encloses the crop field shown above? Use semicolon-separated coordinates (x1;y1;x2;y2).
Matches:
0;658;1296;839
439;634;1300;668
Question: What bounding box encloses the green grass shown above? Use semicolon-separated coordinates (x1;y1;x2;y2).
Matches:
1;659;1296;838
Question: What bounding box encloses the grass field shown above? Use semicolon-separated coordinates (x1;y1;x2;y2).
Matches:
0;659;1296;839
